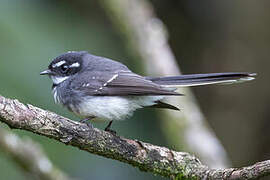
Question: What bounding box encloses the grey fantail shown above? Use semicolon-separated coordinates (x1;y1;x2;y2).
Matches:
40;51;256;133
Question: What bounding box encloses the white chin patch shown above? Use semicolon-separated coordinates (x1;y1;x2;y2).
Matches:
50;76;70;85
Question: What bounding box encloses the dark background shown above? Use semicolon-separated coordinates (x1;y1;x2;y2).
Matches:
0;0;268;179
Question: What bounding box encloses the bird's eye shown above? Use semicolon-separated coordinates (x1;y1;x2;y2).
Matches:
60;64;69;73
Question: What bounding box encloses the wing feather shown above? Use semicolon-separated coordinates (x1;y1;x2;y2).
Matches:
78;71;181;96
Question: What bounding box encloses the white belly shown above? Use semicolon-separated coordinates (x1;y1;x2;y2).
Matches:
75;96;163;121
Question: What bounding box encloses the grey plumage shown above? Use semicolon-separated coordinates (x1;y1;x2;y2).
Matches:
146;72;255;87
41;51;256;124
72;53;181;96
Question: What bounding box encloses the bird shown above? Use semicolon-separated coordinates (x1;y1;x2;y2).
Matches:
40;51;256;134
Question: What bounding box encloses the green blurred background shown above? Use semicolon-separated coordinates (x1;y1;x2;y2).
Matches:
0;0;269;179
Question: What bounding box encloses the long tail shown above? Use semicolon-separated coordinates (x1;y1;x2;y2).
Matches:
146;72;256;87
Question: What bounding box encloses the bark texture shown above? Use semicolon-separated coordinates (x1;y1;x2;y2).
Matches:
99;0;230;168
0;95;269;180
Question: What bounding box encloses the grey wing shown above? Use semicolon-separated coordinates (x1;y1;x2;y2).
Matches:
78;71;182;96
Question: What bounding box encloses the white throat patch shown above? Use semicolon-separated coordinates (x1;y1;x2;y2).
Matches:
50;76;70;85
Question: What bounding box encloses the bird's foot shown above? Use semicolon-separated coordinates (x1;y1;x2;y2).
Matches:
79;117;94;128
105;127;117;135
104;121;116;135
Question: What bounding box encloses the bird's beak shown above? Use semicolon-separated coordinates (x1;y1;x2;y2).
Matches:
40;69;53;75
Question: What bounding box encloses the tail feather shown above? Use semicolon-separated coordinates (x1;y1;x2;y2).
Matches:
146;72;256;87
146;101;180;111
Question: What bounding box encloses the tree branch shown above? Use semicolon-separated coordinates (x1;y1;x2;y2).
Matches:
98;0;230;168
0;95;269;179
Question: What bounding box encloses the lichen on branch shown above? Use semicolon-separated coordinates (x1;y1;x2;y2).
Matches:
0;95;270;179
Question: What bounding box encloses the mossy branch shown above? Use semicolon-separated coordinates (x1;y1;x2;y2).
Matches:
98;0;230;167
0;95;269;179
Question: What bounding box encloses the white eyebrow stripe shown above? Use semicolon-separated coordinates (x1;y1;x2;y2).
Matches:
70;62;80;68
52;60;66;68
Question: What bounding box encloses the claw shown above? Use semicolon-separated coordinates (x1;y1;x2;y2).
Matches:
104;121;117;135
79;117;95;128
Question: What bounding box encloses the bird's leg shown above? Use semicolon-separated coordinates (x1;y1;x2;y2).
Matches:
104;121;116;135
79;116;95;128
